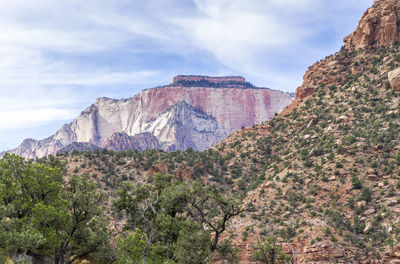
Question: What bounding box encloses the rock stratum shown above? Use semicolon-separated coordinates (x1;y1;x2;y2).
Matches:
4;76;293;159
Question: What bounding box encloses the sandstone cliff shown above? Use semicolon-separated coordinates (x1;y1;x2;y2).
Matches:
295;0;400;102
344;0;400;50
5;76;293;159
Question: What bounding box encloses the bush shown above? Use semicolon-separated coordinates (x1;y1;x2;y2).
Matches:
352;176;363;189
251;236;291;264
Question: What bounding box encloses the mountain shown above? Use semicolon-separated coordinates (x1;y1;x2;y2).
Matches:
3;76;293;159
19;0;400;262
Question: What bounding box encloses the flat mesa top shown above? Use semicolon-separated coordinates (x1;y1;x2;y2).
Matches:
172;75;246;84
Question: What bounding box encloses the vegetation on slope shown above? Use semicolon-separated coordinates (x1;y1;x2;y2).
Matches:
40;44;400;262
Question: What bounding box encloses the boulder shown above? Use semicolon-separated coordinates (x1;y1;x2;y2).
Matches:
364;208;376;216
389;68;400;90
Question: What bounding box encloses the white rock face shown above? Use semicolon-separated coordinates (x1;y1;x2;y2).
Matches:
145;101;227;151
4;77;294;159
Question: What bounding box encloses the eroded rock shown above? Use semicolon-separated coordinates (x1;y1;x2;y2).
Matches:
389;68;400;90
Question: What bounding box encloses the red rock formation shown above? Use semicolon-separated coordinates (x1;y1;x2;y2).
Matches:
136;81;292;135
294;55;351;100
344;0;400;50
294;0;400;101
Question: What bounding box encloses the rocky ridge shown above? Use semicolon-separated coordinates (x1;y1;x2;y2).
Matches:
296;0;400;101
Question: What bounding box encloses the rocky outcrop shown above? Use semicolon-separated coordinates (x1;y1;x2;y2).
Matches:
295;54;352;100
174;166;194;180
389;67;400;90
344;0;400;49
149;163;169;175
295;0;400;100
5;76;293;159
101;132;160;152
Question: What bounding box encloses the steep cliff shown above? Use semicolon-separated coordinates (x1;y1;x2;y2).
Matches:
295;0;400;101
344;0;400;50
5;76;293;158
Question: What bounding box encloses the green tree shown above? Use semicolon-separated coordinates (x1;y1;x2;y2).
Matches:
0;154;112;264
38;174;112;264
251;237;291;264
115;174;243;263
0;154;62;260
115;231;146;264
217;239;240;264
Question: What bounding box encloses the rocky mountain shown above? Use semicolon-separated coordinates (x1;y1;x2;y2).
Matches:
4;76;293;159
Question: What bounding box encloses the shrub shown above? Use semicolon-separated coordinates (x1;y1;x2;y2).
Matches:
251;237;291;264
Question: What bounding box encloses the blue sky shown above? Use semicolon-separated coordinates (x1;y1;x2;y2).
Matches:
0;0;373;151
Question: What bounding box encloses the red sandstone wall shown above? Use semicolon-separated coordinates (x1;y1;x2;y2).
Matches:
134;85;293;134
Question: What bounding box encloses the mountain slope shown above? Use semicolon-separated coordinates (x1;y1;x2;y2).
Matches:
4;76;293;159
214;1;400;262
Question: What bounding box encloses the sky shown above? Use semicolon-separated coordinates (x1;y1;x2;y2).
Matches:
0;0;373;151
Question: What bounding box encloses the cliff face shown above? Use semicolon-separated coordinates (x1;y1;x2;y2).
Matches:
5;76;293;158
295;0;400;101
145;101;227;151
344;0;400;50
135;84;292;135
